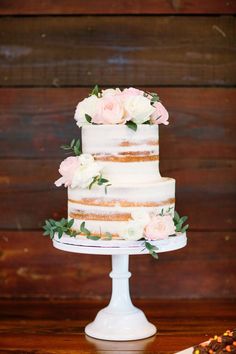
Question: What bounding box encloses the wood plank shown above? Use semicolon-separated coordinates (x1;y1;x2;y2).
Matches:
0;300;235;353
0;16;235;86
0;158;235;230
0;231;235;299
0;0;235;15
0;87;235;159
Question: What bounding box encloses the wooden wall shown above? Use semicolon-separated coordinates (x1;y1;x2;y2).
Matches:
0;1;235;299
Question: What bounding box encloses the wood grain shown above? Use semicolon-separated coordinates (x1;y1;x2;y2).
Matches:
0;87;235;159
0;16;235;86
0;299;235;353
0;158;235;230
0;231;235;298
0;0;235;15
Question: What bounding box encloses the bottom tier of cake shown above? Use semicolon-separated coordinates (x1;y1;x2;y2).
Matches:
67;177;175;239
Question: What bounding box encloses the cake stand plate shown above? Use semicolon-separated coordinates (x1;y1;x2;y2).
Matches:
53;233;187;341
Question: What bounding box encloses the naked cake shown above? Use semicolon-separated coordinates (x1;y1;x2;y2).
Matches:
43;86;188;257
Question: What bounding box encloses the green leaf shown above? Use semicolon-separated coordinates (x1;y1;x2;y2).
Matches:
87;235;100;240
145;241;158;252
179;216;188;224
70;139;75;148
126;121;137;132
89;176;98;190
73;146;80;156
85;113;92;123
174;211;180;222
80;221;91;236
49;230;55;239
145;241;153;251
145;241;159;259
150;251;159;259
99;178;109;184
67;219;74;228
181;224;189;233
58;229;63;239
90;84;100;97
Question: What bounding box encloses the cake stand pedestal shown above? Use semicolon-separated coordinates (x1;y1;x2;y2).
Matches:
53;233;187;341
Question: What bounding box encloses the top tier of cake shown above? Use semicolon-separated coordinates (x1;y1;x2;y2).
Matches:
82;125;160;185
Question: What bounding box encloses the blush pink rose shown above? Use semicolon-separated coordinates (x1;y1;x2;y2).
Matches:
92;96;125;124
121;87;144;97
150;102;169;125
144;215;175;241
54;156;80;187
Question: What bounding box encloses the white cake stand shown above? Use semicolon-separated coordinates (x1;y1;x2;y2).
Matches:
53;233;187;341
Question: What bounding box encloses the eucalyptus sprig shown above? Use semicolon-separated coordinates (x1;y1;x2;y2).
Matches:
89;174;111;194
173;211;189;233
79;221;100;240
144;241;159;259
43;218;76;239
61;138;81;156
90;84;101;97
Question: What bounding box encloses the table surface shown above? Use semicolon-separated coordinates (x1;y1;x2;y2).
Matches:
0;299;235;353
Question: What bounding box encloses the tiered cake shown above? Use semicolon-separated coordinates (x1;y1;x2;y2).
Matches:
68;125;175;239
44;86;188;256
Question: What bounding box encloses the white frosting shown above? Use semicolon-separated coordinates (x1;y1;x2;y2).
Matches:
98;160;160;184
68;178;175;237
82;125;159;154
68;177;174;203
82;125;160;185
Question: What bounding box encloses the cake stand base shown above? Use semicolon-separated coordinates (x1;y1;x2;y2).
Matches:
85;254;156;341
85;307;156;341
53;233;187;341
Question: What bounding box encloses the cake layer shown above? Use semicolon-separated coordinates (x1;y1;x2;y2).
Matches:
82;125;161;184
68;177;175;238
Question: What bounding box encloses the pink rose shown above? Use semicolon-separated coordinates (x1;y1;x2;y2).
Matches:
121;87;144;98
54;156;80;187
150;102;169;125
92;96;125;124
144;215;175;241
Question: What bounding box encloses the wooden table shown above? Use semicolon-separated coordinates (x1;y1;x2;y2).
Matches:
0;299;235;353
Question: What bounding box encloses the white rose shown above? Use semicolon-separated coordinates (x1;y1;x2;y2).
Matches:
71;154;101;189
119;220;144;241
124;95;155;124
74;95;99;127
78;153;94;166
102;88;122;97
131;209;151;226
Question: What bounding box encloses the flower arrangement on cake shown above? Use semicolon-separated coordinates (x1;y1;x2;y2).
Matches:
74;85;169;129
43;85;188;258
